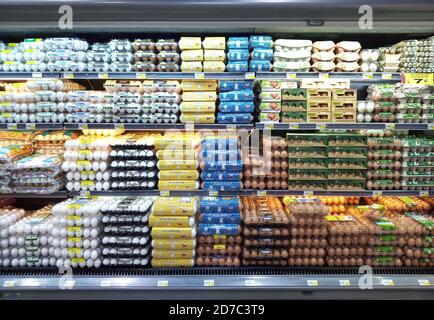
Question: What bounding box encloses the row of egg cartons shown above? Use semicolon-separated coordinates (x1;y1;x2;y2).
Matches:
364;84;399;123
179;80;217;124
273;39;311;72
0;80;85;123
310;41;362;72
356;101;376;123
218;80;255;124
0;144;33;193
50;198;103;268
378;46;401;72
109;134;159;191
179;37;226;72
100;197;154;266
196;197;242;267
395;84;434;123
199;134;243;191
394;37;434;73
150;197;197;267
63;133;121;192
132;38;180;72
34;131;80;155
0;38;89;72
155;133;200;191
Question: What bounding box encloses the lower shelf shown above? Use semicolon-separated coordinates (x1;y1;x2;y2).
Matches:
0;267;433;300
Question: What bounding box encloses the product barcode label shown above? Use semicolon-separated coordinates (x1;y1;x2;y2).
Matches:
418;279;431;286
194;73;205;79
203;280;215;287
307;279;319;287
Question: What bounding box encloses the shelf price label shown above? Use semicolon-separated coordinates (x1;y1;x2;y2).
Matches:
286;72;297;79
79;191;91;198
244;279;257;286
185;123;195;131
209;191;219;197
385;123;395;130
380;279;395;286
64;73;75;79
318;73;329;79
372;191;383;196
226;124;237;131
339;279;351;287
25;123;36;130
7;123;17;130
203;280;215;287
32;72;42;78
159;190;170;197
418;279;431;286
428;123;434;130
303;190;314;196
136;72;147;79
419;191;429;197
403;73;434;85
264;123;274;129
79;124;89;130
315;124;326;130
381;73;393;80
98;73;109;79
63;279;76;289
362;72;374;80
2;280;15;288
194;73;205;80
307;279;319;287
157;280;169;287
245;72;255;80
114;123;125;130
289;124;299;129
256;190;267;196
100;280;112;287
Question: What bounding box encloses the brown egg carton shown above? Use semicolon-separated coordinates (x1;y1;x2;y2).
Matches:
242;248;289;259
241;196;289;225
290;237;328;248
195;256;241;267
289;215;327;227
402;258;434;267
364;257;403;267
197;235;243;245
288;247;327;258
196;244;242;256
288;257;326;266
328;235;369;246
244;168;288;179
262;137;288;151
404;247;434;259
244;238;290;247
243;259;288;266
290;227;328;238
367;160;401;170
243;178;288;190
243;226;290;237
327;246;366;257
326;257;365;267
285;201;330;217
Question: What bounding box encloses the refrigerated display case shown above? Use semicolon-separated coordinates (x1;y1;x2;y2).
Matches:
0;0;433;300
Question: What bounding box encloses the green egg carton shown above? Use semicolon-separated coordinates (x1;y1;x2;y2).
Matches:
281;88;307;101
288;168;328;180
281;100;307;112
328;146;367;159
287;180;328;191
286;133;328;146
288;158;328;169
327;179;366;191
287;146;328;159
281;111;307;123
328;169;366;180
328;133;367;147
328;158;367;169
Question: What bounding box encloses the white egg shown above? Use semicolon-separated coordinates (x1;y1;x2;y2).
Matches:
364;114;372;122
69;161;77;171
366;101;375;113
357;113;364;122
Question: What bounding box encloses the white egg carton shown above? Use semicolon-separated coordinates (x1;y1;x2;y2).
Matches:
44;38;89;51
102;257;150;266
47;61;87;72
142;113;179;123
102;246;151;257
46;50;87;62
111;51;133;63
66;171;110;182
86;50;111;63
143;102;180;114
86;61;110;72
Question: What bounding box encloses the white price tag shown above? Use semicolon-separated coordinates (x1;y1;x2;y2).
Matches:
244;279;257;286
381;279;395;286
244;72;255;80
80;123;89;130
316;124;326;130
2;280;15;288
303;191;314;196
428;123;434;130
382;73;392;80
21;279;40;287
203;280;215;287
64;73;75;79
256;190;267;196
226;124;237;131
286;73;297;79
100;280;112;287
419;191;429;197
264;123;274;129
32;72;42;78
114;123;125;130
98;73;109;79
80;191;91;198
418;279;431;286
372;191;383;196
289;124;299;129
385;123;395;130
362;72;374;80
136;72;147;79
307;279;319;287
318;73;329;79
339;279;351;287
25;123;36;130
209;191;219;197
7;123;17;130
157;280;169;287
185;123;195;131
194;73;205;80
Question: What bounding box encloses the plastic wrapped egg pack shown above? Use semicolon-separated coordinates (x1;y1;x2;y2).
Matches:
395;84;427;123
283;197;329;267
100;196;154;267
356;100;375;123
133;38;180;72
243;137;288;190
397;37;434;73
249;35;273;72
195;197;242;267
63;135;112;192
227;36;249;73
179;79;217;124
150;197;197;268
359;49;380;72
109;137;158;190
273;39;311;72
199;135;243;191
0;205;53;267
50;198;102;268
107;39;133;72
217;80;254;124
366;84;398;123
0;144;34;192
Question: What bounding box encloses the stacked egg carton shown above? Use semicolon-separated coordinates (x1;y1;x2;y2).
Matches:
180;80;217;124
1;206;53;267
196;197;242;267
281;83;307;123
0;79;84;124
227;37;249;72
0;37;88;73
422;85;434;123
150;197;196;267
257;80;282;123
133;39;180;72
328;134;367;191
402;136;434;191
244;136;288;190
100;197;153;267
284;197;328;267
179;37;203;72
311;41;336;72
306;88;332;123
242;196;290;267
395;39;431;73
142;80;181;124
63;133;115;192
34;131;79;155
109;134;158;191
272;39;311;72
286;134;328;191
155;132;200;191
331;89;357;123
50;198;103;268
359;49;380;73
202;37;226;72
334;41;361;72
108;39;133;72
86;42;111;72
0;206;26;267
249;35;273;72
0;145;33;193
218;80;255;124
378;46;401;73
356;100;375;123
395;83;425;124
366;84;397;123
200;134;243;191
366;131;403;190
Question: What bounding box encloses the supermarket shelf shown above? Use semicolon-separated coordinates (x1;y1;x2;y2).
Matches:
0;192;68;199
63;123;253;130
70;190;434;198
256;72;402;82
0;72;58;79
0;123;64;130
256;123;433;131
62;72;255;80
0;267;432;299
